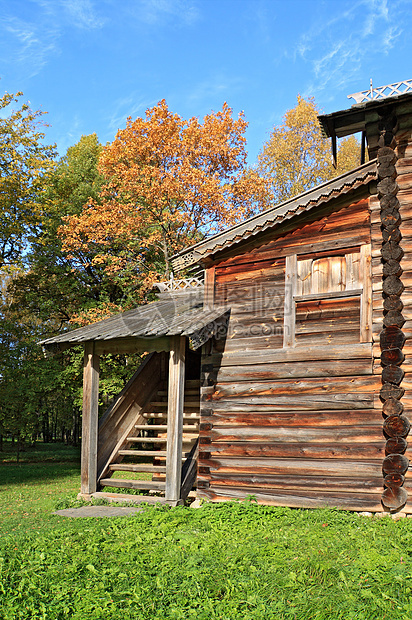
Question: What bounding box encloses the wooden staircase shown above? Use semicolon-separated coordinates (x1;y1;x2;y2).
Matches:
95;354;199;504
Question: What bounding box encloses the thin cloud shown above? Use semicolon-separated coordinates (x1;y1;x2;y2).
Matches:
136;0;200;26
1;15;60;78
107;95;155;134
62;0;105;30
296;0;402;98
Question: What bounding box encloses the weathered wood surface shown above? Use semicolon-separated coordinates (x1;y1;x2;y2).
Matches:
197;487;384;511
204;442;384;460
208;359;373;381
199;457;383;477
205;473;383;494
203;343;372;365
201;425;383;444
81;342;100;495
200;410;380;427
197;195;393;511
165;335;186;503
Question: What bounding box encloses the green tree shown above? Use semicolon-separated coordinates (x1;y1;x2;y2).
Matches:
0;92;56;267
9;133;129;328
257;95;361;205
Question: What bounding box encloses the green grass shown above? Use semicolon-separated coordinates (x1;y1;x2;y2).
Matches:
2;445;412;619
0;440;80;464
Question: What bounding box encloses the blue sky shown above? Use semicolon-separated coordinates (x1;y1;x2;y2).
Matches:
1;0;411;164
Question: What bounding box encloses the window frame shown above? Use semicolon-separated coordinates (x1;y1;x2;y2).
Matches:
283;243;372;348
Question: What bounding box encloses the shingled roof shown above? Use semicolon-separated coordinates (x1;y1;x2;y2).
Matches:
171;159;377;271
39;290;229;353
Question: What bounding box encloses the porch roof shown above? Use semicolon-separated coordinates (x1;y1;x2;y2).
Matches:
39;290;229;354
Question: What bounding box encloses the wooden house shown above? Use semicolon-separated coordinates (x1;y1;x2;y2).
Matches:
40;81;412;513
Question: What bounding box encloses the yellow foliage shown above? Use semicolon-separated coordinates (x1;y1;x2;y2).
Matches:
60;100;267;279
257;96;361;205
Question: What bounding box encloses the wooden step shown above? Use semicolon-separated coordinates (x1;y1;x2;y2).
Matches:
118;449;191;458
108;463;167;473
157;389;200;397
142;412;200;420
126;436;167;443
150;401;200;408
100;478;166;491
134;424;198;431
135;424;167;430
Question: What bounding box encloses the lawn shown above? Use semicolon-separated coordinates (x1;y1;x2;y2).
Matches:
1;444;412;619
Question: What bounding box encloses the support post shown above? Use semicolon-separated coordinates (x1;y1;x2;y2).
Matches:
165;335;186;503
81;341;100;495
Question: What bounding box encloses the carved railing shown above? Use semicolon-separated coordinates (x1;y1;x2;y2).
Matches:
348;79;412;104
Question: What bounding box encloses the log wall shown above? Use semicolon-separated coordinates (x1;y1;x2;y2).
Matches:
198;197;392;511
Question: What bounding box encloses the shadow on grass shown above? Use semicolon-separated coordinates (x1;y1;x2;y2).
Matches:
0;461;80;487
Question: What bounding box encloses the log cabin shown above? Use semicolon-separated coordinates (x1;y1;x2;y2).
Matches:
40;80;412;513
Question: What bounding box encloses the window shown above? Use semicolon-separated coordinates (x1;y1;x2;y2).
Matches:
283;244;372;347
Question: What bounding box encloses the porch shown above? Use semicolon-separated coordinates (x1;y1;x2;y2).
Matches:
39;289;229;506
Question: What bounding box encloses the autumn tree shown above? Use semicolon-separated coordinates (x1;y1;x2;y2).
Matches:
257;95;361;205
0;92;56;267
60;100;266;290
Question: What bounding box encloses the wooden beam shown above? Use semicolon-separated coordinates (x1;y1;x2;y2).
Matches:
360;243;373;342
283;254;297;347
81;341;100;495
165;335;186;503
204;266;215;309
94;336;171;355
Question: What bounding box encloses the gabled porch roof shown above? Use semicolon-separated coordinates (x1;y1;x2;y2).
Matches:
39;290;229;355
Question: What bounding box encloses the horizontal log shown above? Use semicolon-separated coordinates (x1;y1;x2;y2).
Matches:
383;415;410;438
208;442;385;460
201;394;374;411
382;454;409;474
382;261;403;277
200;410;381;428
381;242;404;262
384;473;405;487
377;162;397;179
383;296;404;312
386;437;408;454
200;456;383;477
381;486;408;510
383;310;405;328
381;348;405;366
206;376;379;399
381;365;405;385
198;487;384;511
377;146;397;165
382;398;404;415
203;343;373;367
382;275;404;296
382;227;402;243
380;326;406;349
378;177;398;197
211;359;373;382
205;425;383;444
380;383;405;400
207;473;383;494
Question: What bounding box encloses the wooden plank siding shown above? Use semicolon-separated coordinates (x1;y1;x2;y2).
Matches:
198;197;391;511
